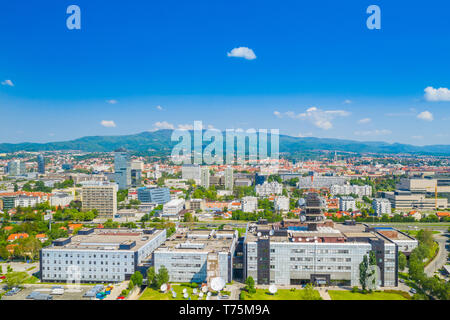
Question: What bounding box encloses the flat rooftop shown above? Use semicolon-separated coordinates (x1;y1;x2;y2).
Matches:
44;228;164;251
155;229;237;253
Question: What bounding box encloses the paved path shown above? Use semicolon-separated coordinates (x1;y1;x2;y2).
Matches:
425;233;449;276
318;288;331;300
104;281;129;300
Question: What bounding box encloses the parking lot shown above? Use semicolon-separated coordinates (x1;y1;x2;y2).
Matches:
2;284;95;300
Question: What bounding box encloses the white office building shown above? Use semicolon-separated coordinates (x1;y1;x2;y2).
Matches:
256;182;283;197
40;228;166;283
200;167;210;189
372;198;392;216
242;196;258;213
225;167;234;191
274;196;290;212
330;184;372;197
182;164;201;180
162;198;185;218
50;193;74;208
81;182;118;219
339;196;357;212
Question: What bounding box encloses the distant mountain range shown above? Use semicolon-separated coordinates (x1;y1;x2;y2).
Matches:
1;130;450;156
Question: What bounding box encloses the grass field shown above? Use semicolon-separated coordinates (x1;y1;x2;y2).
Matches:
400;230;441;237
328;290;409;300
241;288;322;300
139;284;208;300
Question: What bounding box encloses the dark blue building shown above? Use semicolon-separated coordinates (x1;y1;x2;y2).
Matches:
137;187;170;204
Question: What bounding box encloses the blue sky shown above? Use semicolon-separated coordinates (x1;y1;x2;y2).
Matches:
0;0;449;145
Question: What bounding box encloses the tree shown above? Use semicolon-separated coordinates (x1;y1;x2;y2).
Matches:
156;266;170;288
5;271;28;288
130;271;143;287
398;252;407;271
147;267;156;288
303;283;320;300
359;255;369;291
245;276;256;294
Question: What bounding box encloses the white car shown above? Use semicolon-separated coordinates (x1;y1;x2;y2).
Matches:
51;288;65;295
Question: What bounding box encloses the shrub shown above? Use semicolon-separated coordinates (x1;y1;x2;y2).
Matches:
351;286;359;293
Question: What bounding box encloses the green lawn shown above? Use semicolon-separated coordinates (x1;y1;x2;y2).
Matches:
328;290;409;300
400;230;441;237
139;284;208;300
241;288;321;300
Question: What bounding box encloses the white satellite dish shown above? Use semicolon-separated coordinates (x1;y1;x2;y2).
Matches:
268;285;278;294
172;291;177;298
182;288;187;294
183;292;189;299
193;288;198;294
210;277;226;292
300;215;306;222
199;292;204;298
201;286;208;293
160;283;168;292
207;292;211;297
269;230;274;236
257;232;262;237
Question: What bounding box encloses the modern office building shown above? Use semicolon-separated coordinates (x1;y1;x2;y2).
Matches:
200;167;210;189
37;154;45;174
339;196;357;212
256;181;283;197
330;184;372;197
225;167;234;190
114;148;131;190
40;228;166;283
137;187;170;204
153;228;238;283
15;195;40;208
254;173;266;186
242;196;258;213
372;198;392;216
81;182;118;219
7;160;26;176
181;164;201;180
50;193;74;208
274;196;290;212
243;193;407;287
162;198;185;219
383;191;448;210
131;169;142;187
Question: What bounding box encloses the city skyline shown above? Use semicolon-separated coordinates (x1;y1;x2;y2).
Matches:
1;1;449;145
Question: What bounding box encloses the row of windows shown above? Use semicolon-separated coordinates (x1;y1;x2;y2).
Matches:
44;252;132;259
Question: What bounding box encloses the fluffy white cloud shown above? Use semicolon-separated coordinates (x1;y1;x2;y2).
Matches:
152;121;175;130
100;120;116;127
156;105;163;110
177;124;194;130
1;79;14;87
275;107;350;130
354;129;391;136
106;99;118;104
424;86;450;101
343;99;352;104
358;118;371;124
227;47;256;60
417;111;433;121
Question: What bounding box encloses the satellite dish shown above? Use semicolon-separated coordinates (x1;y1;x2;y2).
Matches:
199;292;204;298
193;288;198;294
182;288;187;294
160;283;168;292
268;285;278;294
300;215;306;222
201;286;208;293
257;232;262;237
172;291;177;298
210;277;226;292
269;230;274;236
183;292;189;299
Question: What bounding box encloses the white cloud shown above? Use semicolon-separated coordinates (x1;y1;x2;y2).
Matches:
156;105;163;111
1;79;14;87
358;118;371;124
417;111;433;121
424;86;450;101
227;47;256;60
152;121;175;130
100;120;116;128
296;132;313;137
354;129;391;136
412;135;424;140
343;99;352;104
275;107;350;130
106;99;118;104
177;124;194;130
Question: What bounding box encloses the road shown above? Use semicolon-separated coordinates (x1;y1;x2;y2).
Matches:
425;232;449;277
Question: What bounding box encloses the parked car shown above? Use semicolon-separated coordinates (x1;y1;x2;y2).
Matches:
51;288;65;295
27;291;43;299
5;287;21;296
34;293;53;300
410;288;417;294
116;296;125;300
